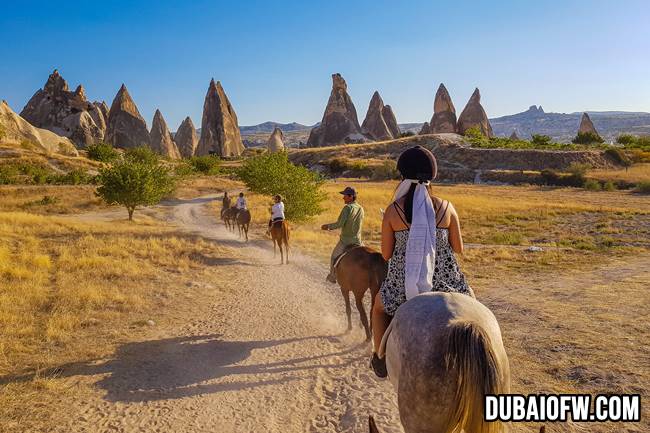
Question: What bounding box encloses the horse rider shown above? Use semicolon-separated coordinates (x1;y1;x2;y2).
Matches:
321;186;364;283
235;192;247;211
221;191;232;216
266;194;285;235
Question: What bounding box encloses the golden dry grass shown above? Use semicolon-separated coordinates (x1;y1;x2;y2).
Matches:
589;163;650;183
217;179;650;264
0;185;105;214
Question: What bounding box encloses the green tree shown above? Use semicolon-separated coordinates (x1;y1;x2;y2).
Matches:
572;131;604;144
124;146;160;165
236;152;326;222
86;142;120;162
531;134;552;146
96;157;175;220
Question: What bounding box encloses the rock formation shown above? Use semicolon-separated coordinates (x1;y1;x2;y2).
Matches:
150;110;181;159
20;69;104;146
419;122;430;135
509;130;520;140
174;117;198;158
578;112;599;135
457;88;493;137
361;91;394;141
428;84;457;133
0;100;78;156
307;73;365;147
196;79;245;157
267;127;285;153
105;84;151;149
382;105;400;138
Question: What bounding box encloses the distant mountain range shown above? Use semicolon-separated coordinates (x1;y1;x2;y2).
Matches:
490;106;650;142
239;121;313;134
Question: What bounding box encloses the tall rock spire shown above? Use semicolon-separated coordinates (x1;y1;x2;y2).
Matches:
196;79;244;157
578;112;599;135
175;116;199;158
307;73;365;147
361;91;393;141
457;88;493;137
150;109;181;159
267;127;285;153
105;84;151;148
20;69;103;146
428;83;457;133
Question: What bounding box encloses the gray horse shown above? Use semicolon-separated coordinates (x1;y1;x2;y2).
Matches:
373;292;511;433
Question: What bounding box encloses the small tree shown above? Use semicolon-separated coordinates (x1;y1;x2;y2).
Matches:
531;134;552;146
572;131;604;144
237;152;326;222
96;157;175;220
86;142;120;162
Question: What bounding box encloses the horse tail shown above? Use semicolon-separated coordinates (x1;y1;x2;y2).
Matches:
368;252;386;298
443;321;507;433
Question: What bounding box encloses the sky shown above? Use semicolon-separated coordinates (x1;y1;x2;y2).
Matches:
1;0;649;129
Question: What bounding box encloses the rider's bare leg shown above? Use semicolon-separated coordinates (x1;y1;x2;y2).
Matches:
371;295;390;355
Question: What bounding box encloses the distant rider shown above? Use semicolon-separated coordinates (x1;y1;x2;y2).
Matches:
236;192;247;211
266;194;285;235
321;186;364;283
222;192;232;216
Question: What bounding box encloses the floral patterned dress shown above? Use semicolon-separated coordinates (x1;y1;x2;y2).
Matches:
380;228;474;316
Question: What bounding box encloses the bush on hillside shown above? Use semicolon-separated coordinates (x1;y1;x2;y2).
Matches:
124;146;160;165
371;160;400;180
616;134;650;152
531;134;552;146
636;181;650;194
572;131;604;144
96;157;175;220
236;152;326;222
87;142;120;162
604;147;632;168
583;179;602;191
188;155;221;175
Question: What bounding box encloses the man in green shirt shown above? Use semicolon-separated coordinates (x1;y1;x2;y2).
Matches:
321;186;364;283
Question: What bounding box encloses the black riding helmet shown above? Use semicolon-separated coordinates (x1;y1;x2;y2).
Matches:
396;145;437;181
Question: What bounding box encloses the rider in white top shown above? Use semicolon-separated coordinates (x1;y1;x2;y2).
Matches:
236;193;247;210
267;194;285;234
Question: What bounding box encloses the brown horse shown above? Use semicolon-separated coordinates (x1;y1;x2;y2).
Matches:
236;208;251;241
221;206;237;232
334;246;386;341
270;220;290;264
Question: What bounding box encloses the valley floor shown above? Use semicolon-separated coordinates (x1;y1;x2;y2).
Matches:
1;189;648;433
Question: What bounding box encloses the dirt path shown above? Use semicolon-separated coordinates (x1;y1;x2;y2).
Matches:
58;195;403;433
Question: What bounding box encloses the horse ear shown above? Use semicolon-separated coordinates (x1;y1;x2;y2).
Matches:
369;416;380;433
539;426;546;433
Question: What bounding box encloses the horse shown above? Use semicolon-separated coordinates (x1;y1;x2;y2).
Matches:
369;292;511;433
236;208;251;241
334;246;386;341
270;219;290;264
221;206;237;232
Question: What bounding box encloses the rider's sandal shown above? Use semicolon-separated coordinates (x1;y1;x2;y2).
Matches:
370;353;388;378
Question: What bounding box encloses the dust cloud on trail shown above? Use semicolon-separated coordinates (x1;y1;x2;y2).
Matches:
60;195;402;433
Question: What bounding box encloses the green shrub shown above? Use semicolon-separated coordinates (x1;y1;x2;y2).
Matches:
572;131;604;144
48;169;93;185
87;142;120;162
0;165;19;184
96;157;175;220
188;155;221;175
583;179;602;191
236;152;326;222
371;160;400;180
37;195;59;205
124;146;159;165
604;148;632;167
616;134;636;146
603;181;616;191
636;181;650;194
531;134;552;146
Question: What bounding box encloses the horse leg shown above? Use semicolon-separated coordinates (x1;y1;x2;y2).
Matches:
355;293;371;341
245;224;249;242
341;288;352;332
278;242;284;265
273;237;277;258
284;239;289;264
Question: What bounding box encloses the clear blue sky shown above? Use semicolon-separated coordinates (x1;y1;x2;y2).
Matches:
1;0;649;129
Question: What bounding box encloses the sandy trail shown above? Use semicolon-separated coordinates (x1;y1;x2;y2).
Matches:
58;195;403;433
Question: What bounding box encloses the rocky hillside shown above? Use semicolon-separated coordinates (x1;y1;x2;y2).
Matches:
288;133;620;182
490;106;650;142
